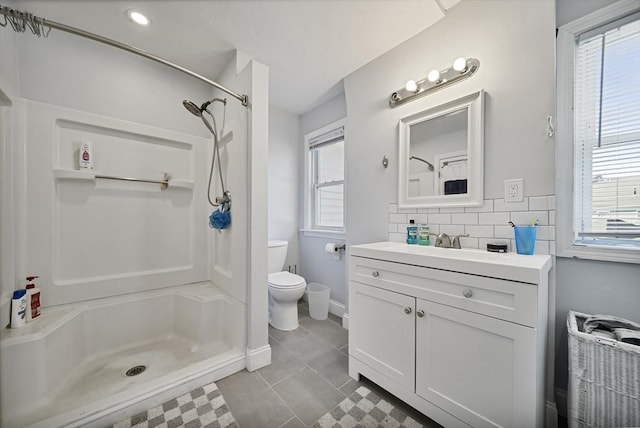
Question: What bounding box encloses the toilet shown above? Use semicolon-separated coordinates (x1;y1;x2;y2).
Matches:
268;240;306;331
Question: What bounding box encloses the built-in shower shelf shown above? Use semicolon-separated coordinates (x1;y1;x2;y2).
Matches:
53;169;194;189
53;169;95;180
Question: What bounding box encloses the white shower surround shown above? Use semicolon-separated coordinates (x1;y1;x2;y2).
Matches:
0;26;271;428
0;282;246;428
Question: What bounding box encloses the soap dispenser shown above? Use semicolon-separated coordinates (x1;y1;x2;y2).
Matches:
25;276;41;322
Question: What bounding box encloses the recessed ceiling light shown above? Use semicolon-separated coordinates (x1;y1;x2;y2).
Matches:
127;10;150;26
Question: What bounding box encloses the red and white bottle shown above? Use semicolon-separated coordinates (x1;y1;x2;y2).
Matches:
78;141;94;170
25;276;41;322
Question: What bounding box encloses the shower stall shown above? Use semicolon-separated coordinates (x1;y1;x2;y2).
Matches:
0;5;269;427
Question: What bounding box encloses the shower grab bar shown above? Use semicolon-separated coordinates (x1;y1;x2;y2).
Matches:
95;173;172;189
0;4;249;106
53;169;194;189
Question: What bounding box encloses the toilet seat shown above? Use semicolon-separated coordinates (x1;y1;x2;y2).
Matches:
268;271;306;289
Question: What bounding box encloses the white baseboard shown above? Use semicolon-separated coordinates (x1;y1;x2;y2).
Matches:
546;400;558;428
342;313;349;329
556;387;568;418
246;344;271;371
329;299;345;318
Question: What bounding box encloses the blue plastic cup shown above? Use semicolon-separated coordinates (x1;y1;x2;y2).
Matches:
514;225;537;255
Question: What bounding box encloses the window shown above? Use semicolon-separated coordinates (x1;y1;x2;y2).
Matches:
304;120;345;234
557;3;640;263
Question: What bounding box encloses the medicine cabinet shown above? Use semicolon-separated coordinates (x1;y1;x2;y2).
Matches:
398;90;484;208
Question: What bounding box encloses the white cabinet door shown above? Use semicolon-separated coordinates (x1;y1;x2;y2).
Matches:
349;281;415;389
415;300;537;428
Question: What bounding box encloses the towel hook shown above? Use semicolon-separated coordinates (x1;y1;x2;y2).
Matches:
547;115;555;137
382;155;389;168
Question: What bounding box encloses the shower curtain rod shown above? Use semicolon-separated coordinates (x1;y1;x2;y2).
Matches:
0;4;249;107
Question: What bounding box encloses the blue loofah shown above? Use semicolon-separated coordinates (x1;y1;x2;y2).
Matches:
209;204;231;230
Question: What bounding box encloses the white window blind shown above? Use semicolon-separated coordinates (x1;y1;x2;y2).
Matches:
309;126;344;230
574;14;640;248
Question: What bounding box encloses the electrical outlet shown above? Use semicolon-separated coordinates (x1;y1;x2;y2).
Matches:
504;178;524;202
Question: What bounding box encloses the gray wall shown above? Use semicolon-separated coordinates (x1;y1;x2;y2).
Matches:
555;258;640;391
553;0;640;413
556;0;619;26
298;92;348;305
268;106;300;271
344;0;556;250
276;2;639;419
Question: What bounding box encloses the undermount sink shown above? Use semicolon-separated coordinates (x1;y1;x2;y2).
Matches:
349;241;552;284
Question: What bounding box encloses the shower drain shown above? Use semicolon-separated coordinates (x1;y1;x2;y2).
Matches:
125;365;147;377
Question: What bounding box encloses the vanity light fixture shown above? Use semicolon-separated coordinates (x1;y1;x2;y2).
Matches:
405;80;418;93
427;69;441;83
453;57;467;72
390;57;480;108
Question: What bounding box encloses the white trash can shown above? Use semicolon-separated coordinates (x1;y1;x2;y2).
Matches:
307;283;330;320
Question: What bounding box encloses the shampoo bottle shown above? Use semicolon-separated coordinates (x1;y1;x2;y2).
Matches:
10;289;27;329
25;276;41;322
406;219;418;244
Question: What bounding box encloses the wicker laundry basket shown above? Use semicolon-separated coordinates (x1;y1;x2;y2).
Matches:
567;311;640;428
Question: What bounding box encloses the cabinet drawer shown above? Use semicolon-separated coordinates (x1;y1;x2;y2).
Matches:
350;256;538;327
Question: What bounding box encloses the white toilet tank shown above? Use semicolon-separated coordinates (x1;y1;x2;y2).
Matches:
268;240;288;274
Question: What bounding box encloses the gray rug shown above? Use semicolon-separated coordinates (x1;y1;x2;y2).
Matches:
114;382;237;428
312;386;424;428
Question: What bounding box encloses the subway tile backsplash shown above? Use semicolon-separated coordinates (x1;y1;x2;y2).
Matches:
388;196;556;255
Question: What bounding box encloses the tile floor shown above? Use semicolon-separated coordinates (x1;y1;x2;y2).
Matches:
216;301;442;428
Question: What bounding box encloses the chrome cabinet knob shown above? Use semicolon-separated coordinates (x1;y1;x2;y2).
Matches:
372;271;380;278
404;307;412;315
416;310;425;318
463;289;473;298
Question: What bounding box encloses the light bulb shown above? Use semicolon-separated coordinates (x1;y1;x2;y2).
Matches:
427;69;440;83
453;57;467;72
127;10;150;26
405;80;418;92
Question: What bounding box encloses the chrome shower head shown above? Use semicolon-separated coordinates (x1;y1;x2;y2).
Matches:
183;100;202;117
183;98;227;117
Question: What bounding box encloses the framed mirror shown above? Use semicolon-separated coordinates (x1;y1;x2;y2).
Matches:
398;90;484;208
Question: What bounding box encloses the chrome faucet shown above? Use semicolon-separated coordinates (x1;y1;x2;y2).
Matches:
434;233;469;249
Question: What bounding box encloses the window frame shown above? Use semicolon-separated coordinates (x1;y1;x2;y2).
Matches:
556;0;640;264
303;119;346;237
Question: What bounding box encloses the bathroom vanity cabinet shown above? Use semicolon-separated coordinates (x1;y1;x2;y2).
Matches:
348;242;552;428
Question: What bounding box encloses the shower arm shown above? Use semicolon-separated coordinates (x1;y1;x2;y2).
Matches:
409;156;435;171
0;4;248;106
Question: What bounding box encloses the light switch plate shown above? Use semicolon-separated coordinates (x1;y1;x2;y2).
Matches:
505;178;524;202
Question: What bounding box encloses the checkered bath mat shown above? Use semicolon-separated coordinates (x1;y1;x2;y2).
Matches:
312;386;424;428
114;382;237;428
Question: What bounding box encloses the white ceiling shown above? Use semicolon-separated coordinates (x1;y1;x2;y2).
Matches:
16;0;460;114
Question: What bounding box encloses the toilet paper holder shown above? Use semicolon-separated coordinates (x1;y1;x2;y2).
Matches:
325;243;345;252
325;242;346;260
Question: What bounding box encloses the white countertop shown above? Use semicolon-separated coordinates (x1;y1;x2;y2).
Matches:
350;241;552;284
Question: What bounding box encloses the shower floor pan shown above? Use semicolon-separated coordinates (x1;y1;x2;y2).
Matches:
1;282;246;428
